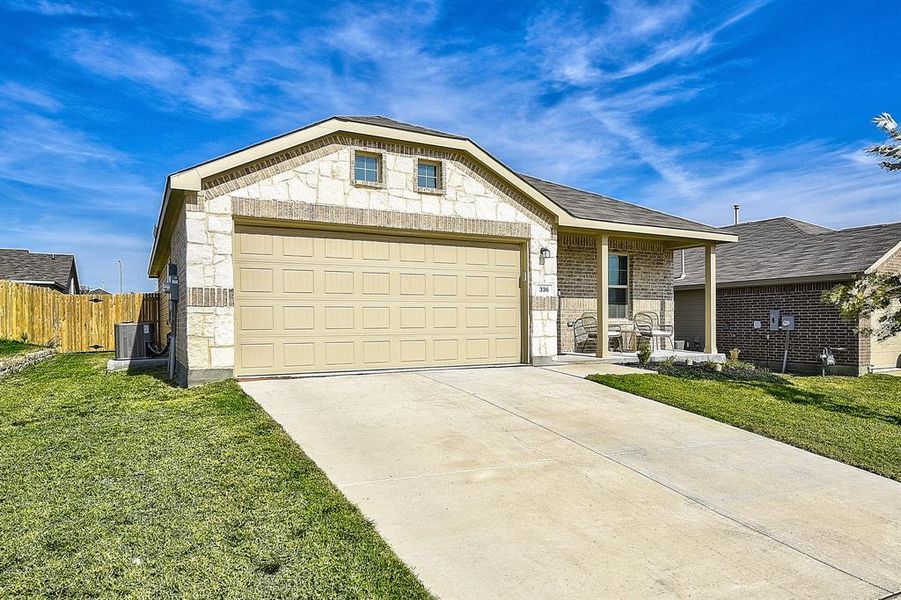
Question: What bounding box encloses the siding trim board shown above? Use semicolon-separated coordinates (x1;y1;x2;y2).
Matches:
231;197;531;240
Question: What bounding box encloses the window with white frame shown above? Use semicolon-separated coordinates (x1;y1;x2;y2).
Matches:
608;254;628;319
416;160;441;190
353;152;381;184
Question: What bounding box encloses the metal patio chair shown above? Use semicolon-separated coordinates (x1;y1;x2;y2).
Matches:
634;312;674;351
573;315;597;353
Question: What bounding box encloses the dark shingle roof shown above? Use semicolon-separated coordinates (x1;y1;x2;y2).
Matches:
334;115;467;140
0;249;77;291
675;218;901;287
520;174;723;234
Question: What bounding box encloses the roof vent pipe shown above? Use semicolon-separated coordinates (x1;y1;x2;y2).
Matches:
733;204;741;225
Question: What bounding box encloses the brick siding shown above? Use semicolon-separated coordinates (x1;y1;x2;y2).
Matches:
557;234;674;353
716;281;868;373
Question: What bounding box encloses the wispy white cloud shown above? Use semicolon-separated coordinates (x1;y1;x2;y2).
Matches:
0;109;155;208
3;0;131;18
0;82;61;111
647;142;901;228
67;32;251;118
527;0;767;85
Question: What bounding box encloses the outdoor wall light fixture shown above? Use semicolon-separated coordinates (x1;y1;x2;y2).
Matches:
539;247;552;265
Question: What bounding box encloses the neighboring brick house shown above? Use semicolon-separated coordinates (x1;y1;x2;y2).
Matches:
0;248;80;294
148;116;734;386
675;218;901;374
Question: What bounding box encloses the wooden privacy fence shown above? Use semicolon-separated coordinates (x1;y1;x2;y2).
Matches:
0;280;160;353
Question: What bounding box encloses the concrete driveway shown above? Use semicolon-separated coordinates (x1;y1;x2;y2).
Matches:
241;365;901;599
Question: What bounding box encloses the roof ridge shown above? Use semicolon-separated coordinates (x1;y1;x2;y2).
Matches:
832;221;901;233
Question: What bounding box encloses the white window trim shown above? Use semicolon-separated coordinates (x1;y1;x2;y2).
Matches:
609;253;629;319
351;149;385;188
415;158;444;194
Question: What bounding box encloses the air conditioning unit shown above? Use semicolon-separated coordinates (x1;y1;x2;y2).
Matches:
114;322;156;359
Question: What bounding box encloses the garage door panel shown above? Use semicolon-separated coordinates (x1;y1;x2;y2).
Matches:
433;245;458;264
399;273;427;295
282;236;313;257
362;306;391;329
495;276;519;297
465;275;489;297
239;268;273;293
362;272;391;295
284;342;315;367
283;269;314;294
234;226;522;375
283;306;314;330
325;341;355;366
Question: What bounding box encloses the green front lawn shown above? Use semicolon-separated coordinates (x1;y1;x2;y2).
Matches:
0;353;431;598
588;368;901;481
0;339;39;360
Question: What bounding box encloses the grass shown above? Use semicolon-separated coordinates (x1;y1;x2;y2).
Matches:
588;367;901;481
0;353;431;598
0;339;40;360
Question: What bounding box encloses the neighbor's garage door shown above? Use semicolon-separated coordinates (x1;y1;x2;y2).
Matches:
233;225;523;376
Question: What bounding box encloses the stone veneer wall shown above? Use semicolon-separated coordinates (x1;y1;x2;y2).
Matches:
557;234;674;354
174;134;559;382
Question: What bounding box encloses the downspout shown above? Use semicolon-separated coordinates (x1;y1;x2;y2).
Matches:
674;249;686;280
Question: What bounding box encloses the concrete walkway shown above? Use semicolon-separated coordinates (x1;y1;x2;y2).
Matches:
241;365;901;599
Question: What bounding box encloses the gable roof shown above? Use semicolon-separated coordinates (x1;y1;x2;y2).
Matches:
151;115;736;275
521;174;723;235
675;218;901;288
0;248;78;292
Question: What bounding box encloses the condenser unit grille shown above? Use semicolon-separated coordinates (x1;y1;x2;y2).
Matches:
114;322;156;360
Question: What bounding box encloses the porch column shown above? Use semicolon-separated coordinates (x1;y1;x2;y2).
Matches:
596;234;609;358
704;243;718;354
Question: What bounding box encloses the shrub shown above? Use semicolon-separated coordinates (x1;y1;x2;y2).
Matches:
637;345;652;365
648;359;788;384
728;348;741;362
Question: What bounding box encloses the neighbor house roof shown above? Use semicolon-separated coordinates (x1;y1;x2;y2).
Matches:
675;217;901;288
150;115;736;275
0;248;78;292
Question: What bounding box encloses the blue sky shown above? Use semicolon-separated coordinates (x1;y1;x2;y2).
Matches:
1;0;899;291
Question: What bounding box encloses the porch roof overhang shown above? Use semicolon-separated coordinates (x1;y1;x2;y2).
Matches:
148;116;737;277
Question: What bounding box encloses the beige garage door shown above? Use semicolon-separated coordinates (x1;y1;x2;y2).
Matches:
233;225;524;376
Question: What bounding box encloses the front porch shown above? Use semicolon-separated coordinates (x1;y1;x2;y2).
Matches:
552;349;726;366
554;231;720;360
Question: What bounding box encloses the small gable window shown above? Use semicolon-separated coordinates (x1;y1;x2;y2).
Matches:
416;160;442;191
354;152;381;184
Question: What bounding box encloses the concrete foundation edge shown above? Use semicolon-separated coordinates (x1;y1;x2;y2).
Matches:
531;355;556;366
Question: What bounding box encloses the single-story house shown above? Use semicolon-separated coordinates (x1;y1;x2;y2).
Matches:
0;248;80;294
674;217;901;374
81;287;111;295
147;116;736;386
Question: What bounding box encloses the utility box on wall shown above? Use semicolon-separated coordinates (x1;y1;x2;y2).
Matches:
768;309;795;331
